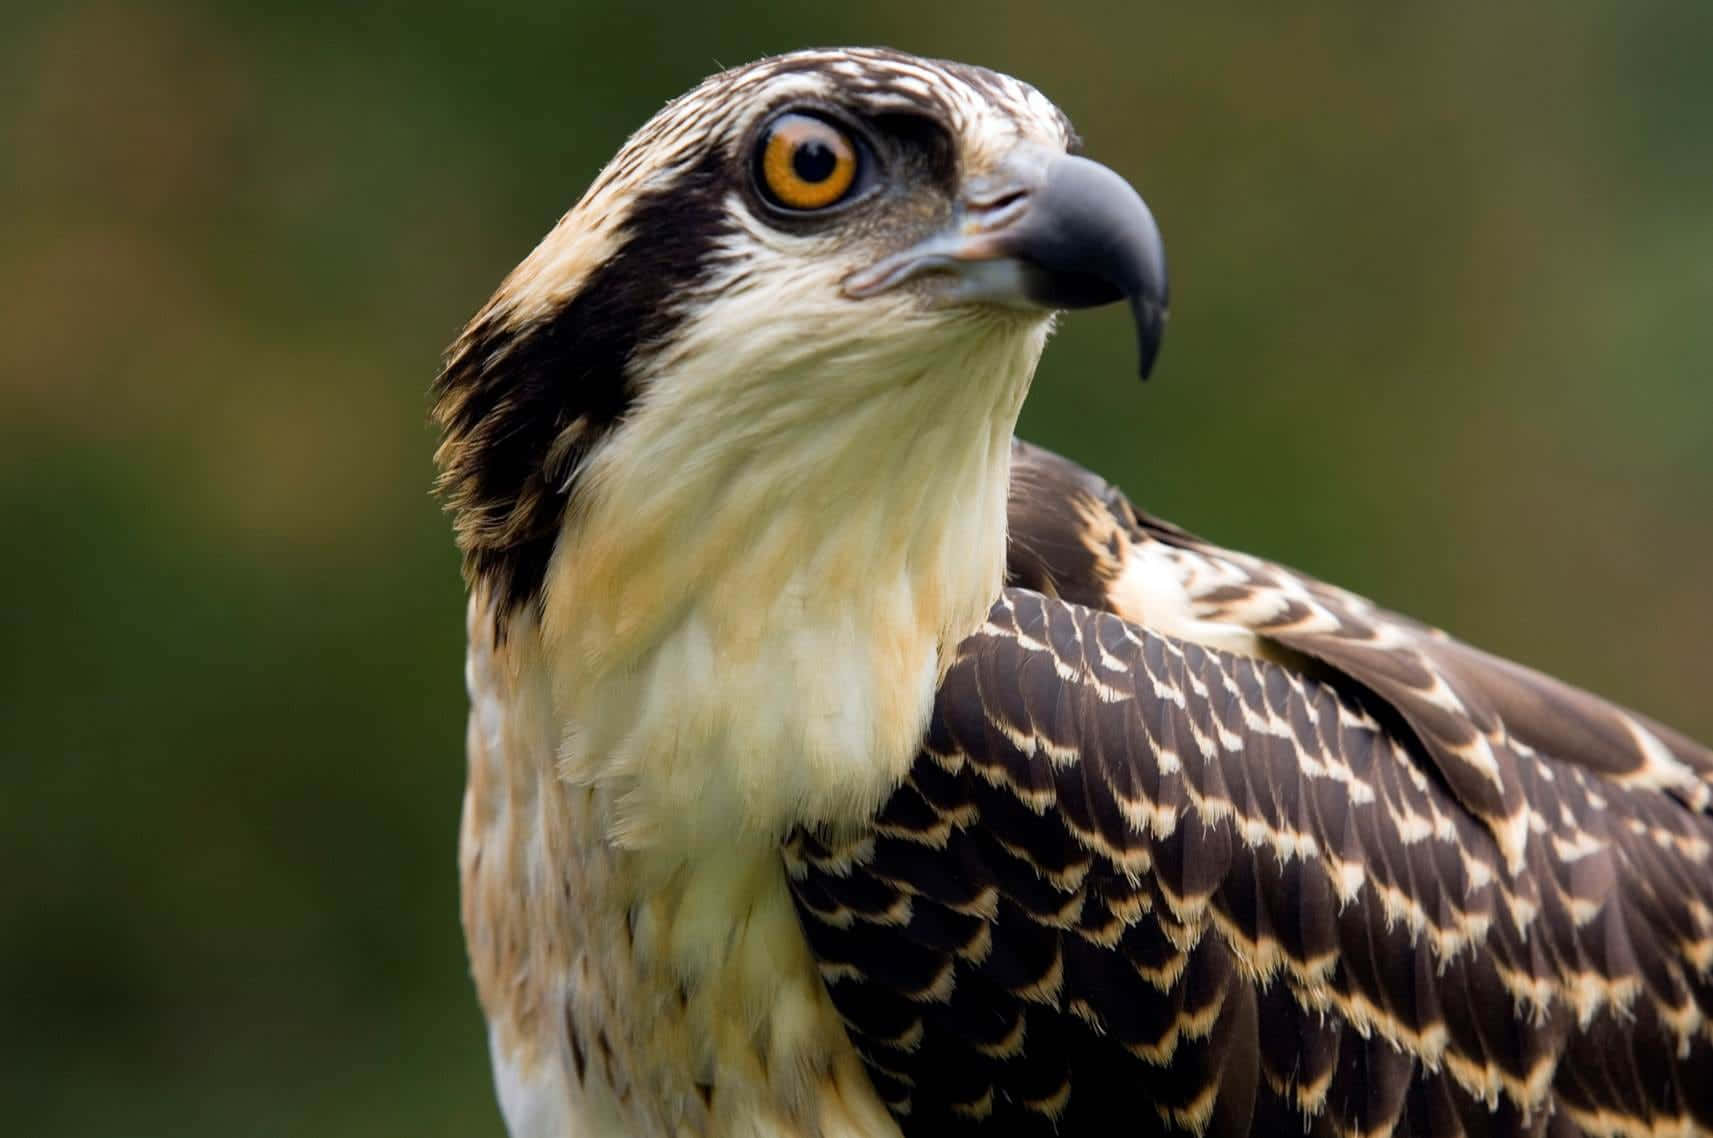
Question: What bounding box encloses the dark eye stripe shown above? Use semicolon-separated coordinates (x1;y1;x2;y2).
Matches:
433;149;737;622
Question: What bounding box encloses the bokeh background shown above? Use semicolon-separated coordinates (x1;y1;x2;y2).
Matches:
5;1;1710;1133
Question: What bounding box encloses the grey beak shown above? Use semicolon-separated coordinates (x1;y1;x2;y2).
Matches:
843;148;1170;379
1001;155;1169;379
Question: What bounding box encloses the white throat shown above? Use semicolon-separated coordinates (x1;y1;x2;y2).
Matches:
469;261;1051;1138
541;312;1050;851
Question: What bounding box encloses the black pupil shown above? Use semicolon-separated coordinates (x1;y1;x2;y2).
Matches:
792;138;838;184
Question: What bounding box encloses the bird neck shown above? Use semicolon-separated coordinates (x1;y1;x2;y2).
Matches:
466;321;1045;1133
538;318;1049;849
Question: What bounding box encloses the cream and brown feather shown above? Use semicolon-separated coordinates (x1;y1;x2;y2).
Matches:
433;46;1713;1138
788;443;1713;1136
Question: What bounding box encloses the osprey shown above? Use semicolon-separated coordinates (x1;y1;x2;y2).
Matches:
433;48;1713;1138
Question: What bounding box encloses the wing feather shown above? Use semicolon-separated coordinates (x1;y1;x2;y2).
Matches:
788;444;1713;1137
1007;441;1713;851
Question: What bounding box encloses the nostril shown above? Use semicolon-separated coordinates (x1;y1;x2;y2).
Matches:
964;187;1031;232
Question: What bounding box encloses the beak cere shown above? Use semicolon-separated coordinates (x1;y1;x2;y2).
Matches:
842;147;1170;379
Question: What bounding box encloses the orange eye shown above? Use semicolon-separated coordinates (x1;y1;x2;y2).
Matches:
756;113;860;211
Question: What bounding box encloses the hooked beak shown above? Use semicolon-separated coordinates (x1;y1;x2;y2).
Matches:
842;145;1169;379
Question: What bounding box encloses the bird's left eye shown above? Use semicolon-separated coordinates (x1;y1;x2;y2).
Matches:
754;113;861;211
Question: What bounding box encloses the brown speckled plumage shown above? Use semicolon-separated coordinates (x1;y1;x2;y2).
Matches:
788;443;1713;1137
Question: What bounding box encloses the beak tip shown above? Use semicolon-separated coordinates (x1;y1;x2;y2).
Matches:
1132;295;1167;381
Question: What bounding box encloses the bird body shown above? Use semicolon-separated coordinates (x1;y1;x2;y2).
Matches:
435;48;1713;1138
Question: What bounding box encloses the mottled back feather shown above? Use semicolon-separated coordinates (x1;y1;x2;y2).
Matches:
787;440;1713;1138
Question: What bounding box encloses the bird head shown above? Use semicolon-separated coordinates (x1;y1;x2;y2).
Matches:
433;48;1168;637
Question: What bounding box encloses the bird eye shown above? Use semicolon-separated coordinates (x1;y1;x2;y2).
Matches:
754;113;860;211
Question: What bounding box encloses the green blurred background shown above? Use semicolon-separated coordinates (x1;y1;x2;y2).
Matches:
4;1;1709;1133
